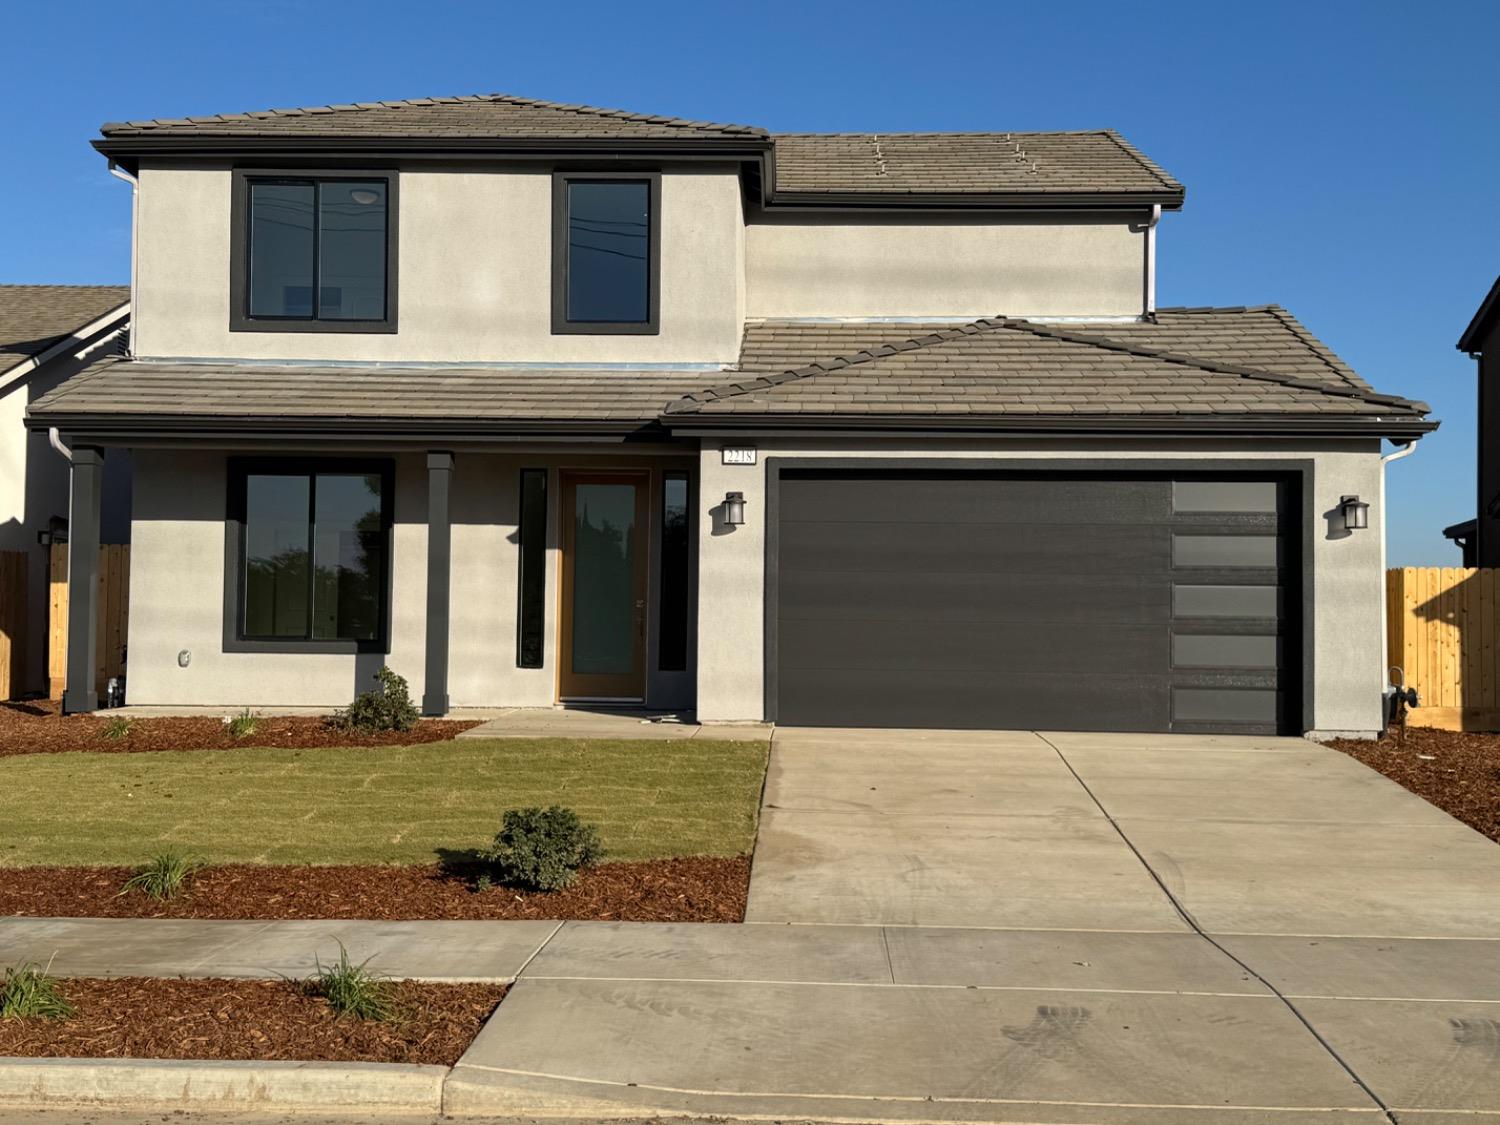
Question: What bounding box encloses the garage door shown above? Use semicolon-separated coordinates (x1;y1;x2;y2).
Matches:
772;471;1300;734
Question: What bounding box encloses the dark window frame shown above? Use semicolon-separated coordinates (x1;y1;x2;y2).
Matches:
516;468;548;669
229;168;400;334
551;171;661;336
658;470;691;672
223;457;396;654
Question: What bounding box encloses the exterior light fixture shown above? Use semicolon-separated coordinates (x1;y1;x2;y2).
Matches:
723;491;746;527
1339;495;1369;532
349;189;380;205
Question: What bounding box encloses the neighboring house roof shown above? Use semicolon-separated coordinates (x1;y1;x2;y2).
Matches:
29;308;1433;441
0;285;129;378
772;131;1181;199
1458;274;1500;353
93;93;1182;206
667;308;1432;432
98;93;766;141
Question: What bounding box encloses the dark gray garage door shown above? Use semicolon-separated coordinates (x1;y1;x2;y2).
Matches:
772;471;1300;734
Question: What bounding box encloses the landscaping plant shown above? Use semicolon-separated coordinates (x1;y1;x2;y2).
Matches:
329;667;419;733
484;805;605;891
0;962;74;1020
100;716;134;741
119;850;207;900
308;946;401;1021
226;709;260;739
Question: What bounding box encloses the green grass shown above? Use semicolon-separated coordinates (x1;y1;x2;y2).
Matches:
307;946;402;1021
0;737;769;867
1;963;74;1020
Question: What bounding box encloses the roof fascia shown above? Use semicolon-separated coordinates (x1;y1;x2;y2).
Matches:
760;187;1185;211
1458;274;1500;353
663;414;1440;440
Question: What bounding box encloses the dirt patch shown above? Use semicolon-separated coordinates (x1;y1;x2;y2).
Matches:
0;699;478;756
1327;726;1500;843
0;855;750;922
0;976;504;1064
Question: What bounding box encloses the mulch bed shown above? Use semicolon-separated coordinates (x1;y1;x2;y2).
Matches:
0;855;751;922
0;976;506;1064
0;698;478;756
1327;725;1500;844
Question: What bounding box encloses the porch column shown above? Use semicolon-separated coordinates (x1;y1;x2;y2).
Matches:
422;451;454;716
63;446;104;714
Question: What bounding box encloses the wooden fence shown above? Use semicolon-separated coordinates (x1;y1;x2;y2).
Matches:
49;544;130;701
0;550;26;701
1387;566;1500;731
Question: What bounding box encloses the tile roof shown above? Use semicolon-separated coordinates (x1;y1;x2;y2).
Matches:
671;309;1429;423
0;285;129;377
28;309;1428;437
99;93;766;140
771;131;1181;198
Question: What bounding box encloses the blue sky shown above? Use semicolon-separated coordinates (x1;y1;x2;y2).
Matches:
4;0;1492;564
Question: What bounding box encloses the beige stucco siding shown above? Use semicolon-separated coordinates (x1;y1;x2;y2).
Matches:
695;439;1388;735
744;212;1146;319
132;165;745;365
126;448;692;709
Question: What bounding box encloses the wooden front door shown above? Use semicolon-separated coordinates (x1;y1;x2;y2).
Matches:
559;471;650;702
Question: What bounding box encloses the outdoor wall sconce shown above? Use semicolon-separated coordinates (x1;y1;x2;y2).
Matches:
723;491;746;527
1339;495;1370;532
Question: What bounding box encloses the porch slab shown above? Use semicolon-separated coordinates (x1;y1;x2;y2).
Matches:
444;977;1377;1122
455;708;771;742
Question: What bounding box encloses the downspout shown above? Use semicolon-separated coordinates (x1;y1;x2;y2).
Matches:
1378;439;1420;719
48;427;73;464
107;161;138;356
1143;204;1161;321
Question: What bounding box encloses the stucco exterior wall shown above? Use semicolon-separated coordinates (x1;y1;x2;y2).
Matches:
132;165;745;365
695;438;1388;736
744;211;1146;319
126;448;693;709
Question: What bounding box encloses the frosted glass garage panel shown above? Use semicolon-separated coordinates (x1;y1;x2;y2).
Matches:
1173;535;1281;568
1173;481;1279;513
1173;584;1281;618
1173;688;1280;723
1172;634;1279;668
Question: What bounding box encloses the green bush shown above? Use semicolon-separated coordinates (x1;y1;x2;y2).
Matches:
0;963;74;1020
484;806;604;891
226;709;259;739
329;667;419;733
307;946;401;1021
119;850;207;900
100;716;134;741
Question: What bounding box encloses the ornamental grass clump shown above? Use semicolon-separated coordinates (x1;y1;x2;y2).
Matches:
484;805;604;892
119;850;207;900
0;962;74;1020
226;709;259;740
307;946;402;1021
329;667;419;733
100;716;134;741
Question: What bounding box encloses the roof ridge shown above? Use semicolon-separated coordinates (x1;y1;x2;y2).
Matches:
0;283;128;291
666;315;1430;416
770;129;1116;139
104;92;766;137
999;317;1425;411
1097;129;1181;193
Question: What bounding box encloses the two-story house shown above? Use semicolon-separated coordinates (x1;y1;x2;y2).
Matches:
28;93;1436;736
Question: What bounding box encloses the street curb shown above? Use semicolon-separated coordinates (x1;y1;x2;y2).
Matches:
0;1056;448;1114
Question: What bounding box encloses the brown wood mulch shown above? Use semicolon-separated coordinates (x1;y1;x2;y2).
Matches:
0;699;478;757
1327;725;1500;844
0;976;506;1064
0;855;751;922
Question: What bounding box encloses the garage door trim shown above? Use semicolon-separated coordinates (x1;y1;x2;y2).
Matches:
762;456;1318;732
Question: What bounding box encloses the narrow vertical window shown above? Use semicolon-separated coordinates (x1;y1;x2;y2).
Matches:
551;174;660;335
659;473;690;672
517;469;547;669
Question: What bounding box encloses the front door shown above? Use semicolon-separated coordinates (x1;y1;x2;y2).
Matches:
559;471;650;702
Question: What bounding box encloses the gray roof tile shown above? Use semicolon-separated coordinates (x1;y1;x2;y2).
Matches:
0;285;130;376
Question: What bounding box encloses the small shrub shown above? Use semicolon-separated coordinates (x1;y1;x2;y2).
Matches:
100;716;134;741
329;667;419;733
119;850;207;900
226;709;259;739
0;962;74;1020
484;806;604;892
307;946;401;1021
474;874;494;893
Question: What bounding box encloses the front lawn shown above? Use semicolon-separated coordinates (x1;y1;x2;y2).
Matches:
0;737;769;867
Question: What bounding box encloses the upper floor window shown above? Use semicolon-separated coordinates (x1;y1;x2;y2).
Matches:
552;173;660;335
230;171;398;333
